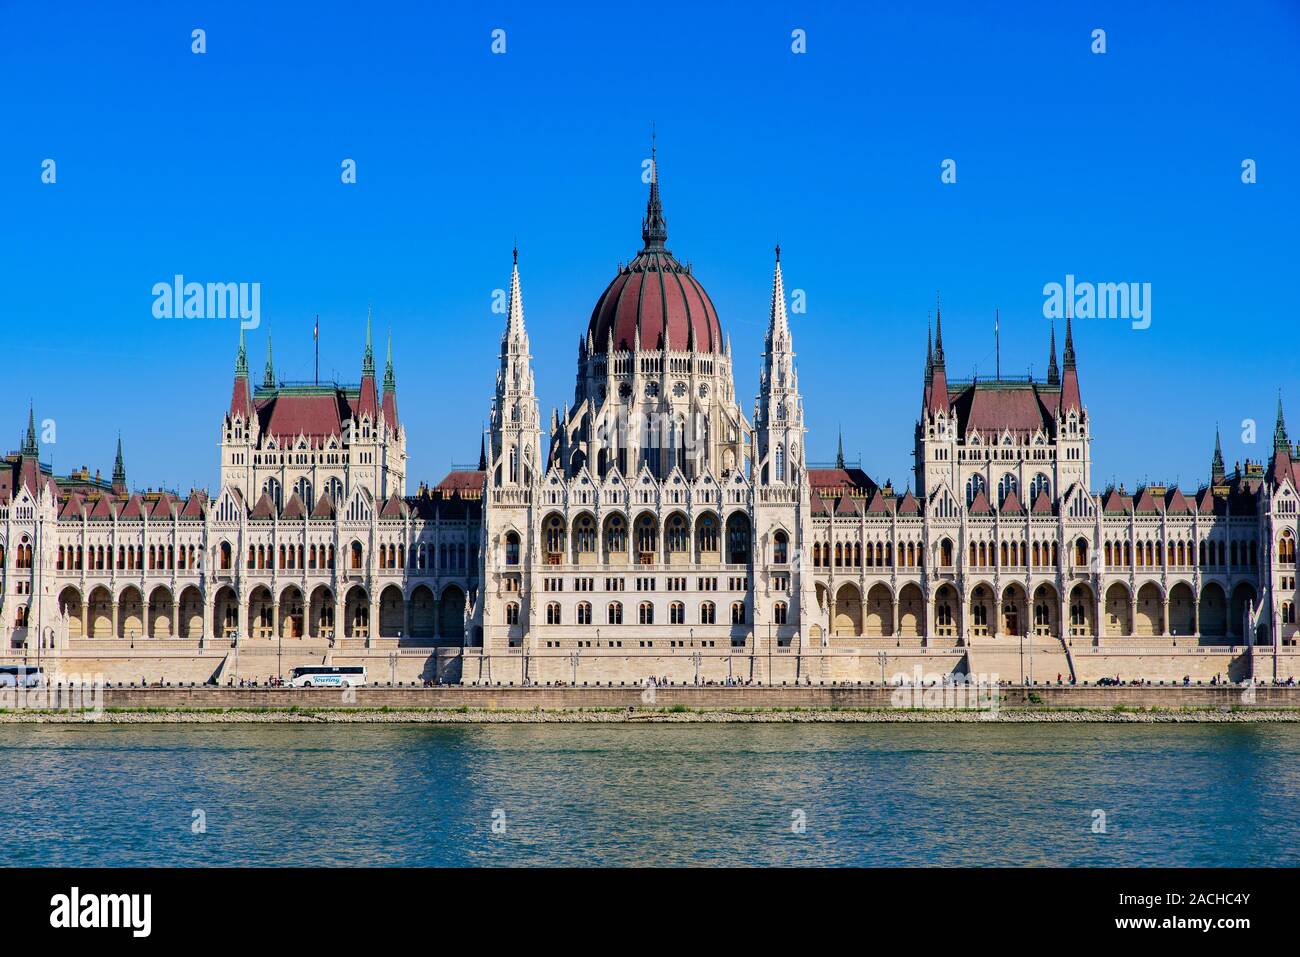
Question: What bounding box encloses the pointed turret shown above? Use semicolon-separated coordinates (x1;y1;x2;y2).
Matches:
1212;425;1226;484
755;245;804;486
836;427;846;470
1275;392;1290;455
926;295;948;416
489;247;540;487
21;403;38;458
1046;320;1060;386
1269;392;1294;487
229;328;253;420
357;306;380;422
1059;314;1082;414
478;429;488;472
381;328;400;430
111;433;127;495
262;330;275;389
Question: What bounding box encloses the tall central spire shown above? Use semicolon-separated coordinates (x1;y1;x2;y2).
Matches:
641;130;668;250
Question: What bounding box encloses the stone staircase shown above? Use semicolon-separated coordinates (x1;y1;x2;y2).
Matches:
965;637;1075;685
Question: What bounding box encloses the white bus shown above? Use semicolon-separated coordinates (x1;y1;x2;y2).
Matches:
0;665;44;688
288;666;367;688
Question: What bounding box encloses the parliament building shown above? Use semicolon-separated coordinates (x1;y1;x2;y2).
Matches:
3;161;1298;685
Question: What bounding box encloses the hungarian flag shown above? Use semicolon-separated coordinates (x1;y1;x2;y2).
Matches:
314;315;319;341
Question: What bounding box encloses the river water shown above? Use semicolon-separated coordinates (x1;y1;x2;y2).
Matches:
2;723;1296;866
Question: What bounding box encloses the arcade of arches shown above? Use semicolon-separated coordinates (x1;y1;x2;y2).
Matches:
55;582;470;641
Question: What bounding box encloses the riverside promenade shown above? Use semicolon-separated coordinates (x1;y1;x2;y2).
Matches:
5;683;1300;718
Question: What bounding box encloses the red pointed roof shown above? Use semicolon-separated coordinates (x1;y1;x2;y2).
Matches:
968;489;993;515
834;495;861;517
311;492;336;519
249;492;276;519
280;492;306;520
1133;487;1160;513
89;495;117;520
810;491;830;517
380;493;407;519
896;490;921;515
1102;488;1131;514
59;493;87;520
1031;489;1054;515
999;489;1024;514
180;491;207;518
1165;488;1192;514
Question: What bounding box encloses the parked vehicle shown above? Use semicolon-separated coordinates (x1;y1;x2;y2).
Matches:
287;666;366;688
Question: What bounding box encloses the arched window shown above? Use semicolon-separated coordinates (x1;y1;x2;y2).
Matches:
997;473;1018;505
605;515;627;555
577;602;592;625
965;473;987;507
505;602;519;625
350;541;363;569
544;515;564;561
773;530;788;564
700;601;716;624
1074;537;1088;567
669;602;685;624
574;515;596;556
505;531;520;566
608;601;623;625
1029;473;1051;503
774;601;788;625
666;514;689;555
775;446;785;481
731;601;746;624
546;602;561;625
639;602;654;625
697;515;719;553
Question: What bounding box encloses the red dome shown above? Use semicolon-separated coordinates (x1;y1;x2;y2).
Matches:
586;156;724;354
587;249;723;354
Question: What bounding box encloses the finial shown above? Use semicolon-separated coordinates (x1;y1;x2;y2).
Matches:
774;243;781;262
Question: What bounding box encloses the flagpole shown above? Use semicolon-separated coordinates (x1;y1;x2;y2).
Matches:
995;308;1000;381
314;314;319;385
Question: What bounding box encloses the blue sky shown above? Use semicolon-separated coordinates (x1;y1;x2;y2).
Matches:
2;1;1297;494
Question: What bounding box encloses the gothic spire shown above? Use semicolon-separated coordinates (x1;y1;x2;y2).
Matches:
1059;311;1083;414
478;429;488;472
384;327;396;393
641;131;668;250
112;432;126;488
22;403;37;457
836;426;845;469
1275;391;1290;455
1212;424;1226;483
235;326;248;378
925;312;933;384
262;329;275;389
1047;320;1060;386
932;294;945;367
506;247;528;346
767;244;790;343
362;305;376;378
926;294;949;416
